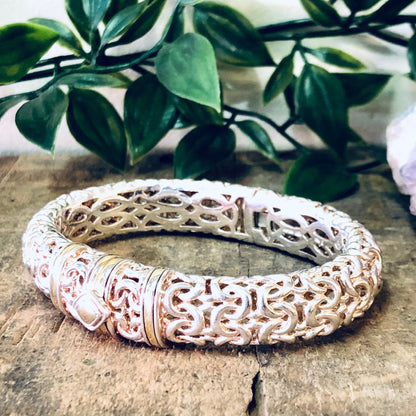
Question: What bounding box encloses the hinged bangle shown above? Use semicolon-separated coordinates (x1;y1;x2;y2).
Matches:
22;179;382;347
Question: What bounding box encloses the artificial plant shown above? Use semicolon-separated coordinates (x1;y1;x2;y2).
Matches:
1;0;415;202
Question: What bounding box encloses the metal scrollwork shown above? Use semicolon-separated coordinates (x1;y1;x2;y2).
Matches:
22;179;383;347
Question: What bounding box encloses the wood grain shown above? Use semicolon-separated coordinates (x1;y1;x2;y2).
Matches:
0;153;415;415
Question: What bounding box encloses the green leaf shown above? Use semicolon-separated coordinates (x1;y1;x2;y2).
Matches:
104;0;137;23
15;88;68;153
284;76;297;117
344;0;381;12
295;64;349;157
66;0;95;42
264;54;294;104
82;0;112;30
100;3;147;47
306;47;365;70
67;89;126;169
300;0;341;27
408;34;416;79
0;23;59;84
119;0;166;44
193;2;274;66
165;4;185;43
180;0;202;4
58;72;130;88
174;96;223;126
174;125;235;178
364;0;414;21
0;94;29;120
283;152;358;202
155;33;221;112
236;120;279;162
29;18;85;57
124;74;178;164
334;73;390;106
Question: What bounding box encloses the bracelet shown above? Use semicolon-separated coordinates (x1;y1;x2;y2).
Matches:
22;179;382;347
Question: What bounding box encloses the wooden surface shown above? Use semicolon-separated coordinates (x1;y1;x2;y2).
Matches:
0;153;415;416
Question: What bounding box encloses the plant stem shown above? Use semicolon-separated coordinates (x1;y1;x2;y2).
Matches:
259;15;416;38
34;54;84;69
92;1;180;73
17;45;158;85
19;64;83;82
258;13;416;42
224;104;309;153
0;92;32;106
258;18;315;34
368;29;409;47
225;111;237;128
260;22;390;41
295;41;308;64
0;68;82;104
98;53;156;68
280;117;297;131
385;15;416;25
95;44;161;73
347;160;383;173
345;11;356;29
131;65;151;76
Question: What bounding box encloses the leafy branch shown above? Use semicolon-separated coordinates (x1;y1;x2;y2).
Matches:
0;0;415;202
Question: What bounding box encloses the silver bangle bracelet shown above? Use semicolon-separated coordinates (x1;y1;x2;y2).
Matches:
22;179;382;347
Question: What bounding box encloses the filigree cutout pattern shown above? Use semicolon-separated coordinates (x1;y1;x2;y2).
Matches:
22;179;383;347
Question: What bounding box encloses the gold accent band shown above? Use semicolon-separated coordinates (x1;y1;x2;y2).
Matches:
142;267;168;348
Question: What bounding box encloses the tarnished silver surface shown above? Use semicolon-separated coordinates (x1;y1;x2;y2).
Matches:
22;179;382;347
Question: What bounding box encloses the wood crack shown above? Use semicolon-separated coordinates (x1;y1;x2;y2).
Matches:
0;306;19;337
246;346;271;415
51;314;66;333
0;156;19;186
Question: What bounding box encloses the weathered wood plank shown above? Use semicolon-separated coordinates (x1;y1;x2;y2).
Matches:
0;153;415;415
